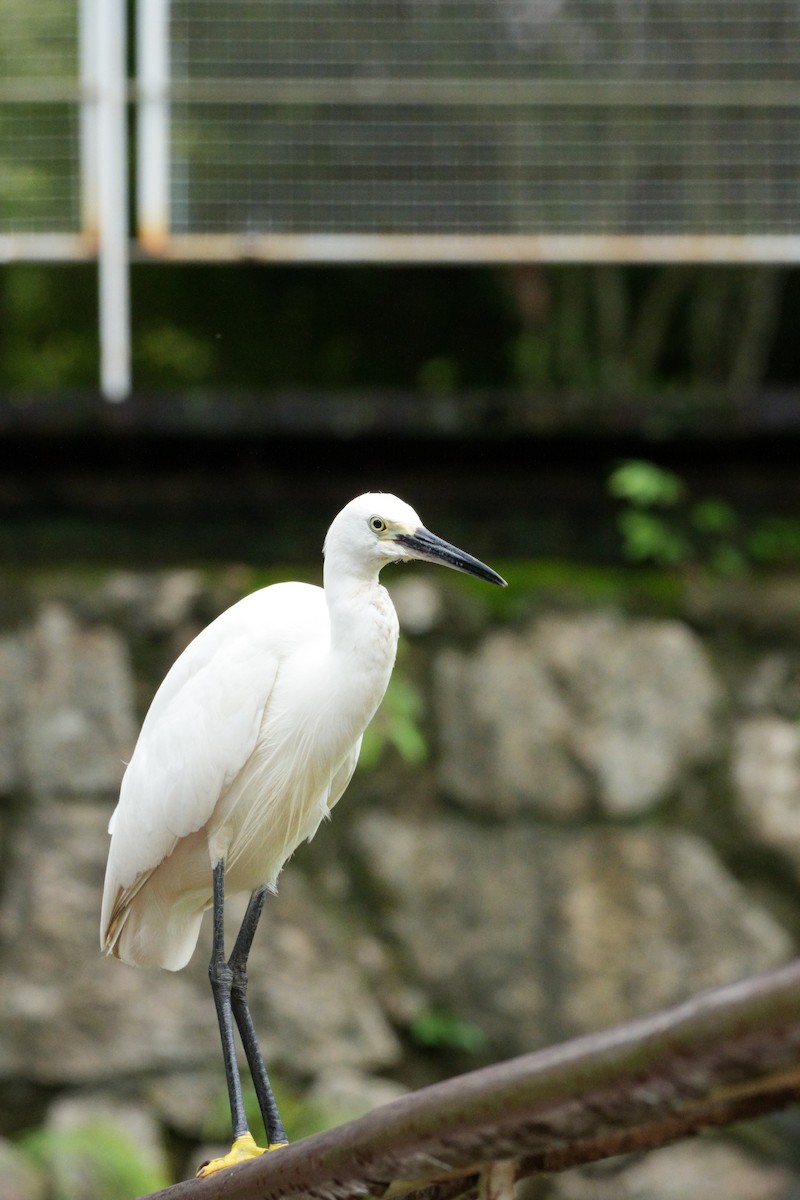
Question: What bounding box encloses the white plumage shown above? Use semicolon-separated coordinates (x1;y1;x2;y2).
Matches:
101;501;404;969
99;491;505;1173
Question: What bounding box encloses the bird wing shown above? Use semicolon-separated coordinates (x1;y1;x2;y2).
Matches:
101;582;325;943
326;736;362;812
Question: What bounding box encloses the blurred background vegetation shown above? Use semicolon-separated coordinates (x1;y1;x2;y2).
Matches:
2;260;799;570
3;262;800;396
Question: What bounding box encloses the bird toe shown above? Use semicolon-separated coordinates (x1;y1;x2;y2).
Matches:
197;1131;285;1176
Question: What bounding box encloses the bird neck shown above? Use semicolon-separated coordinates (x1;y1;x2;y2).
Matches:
323;556;399;663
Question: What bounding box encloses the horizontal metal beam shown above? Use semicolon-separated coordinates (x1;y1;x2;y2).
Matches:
166;79;800;107
6;233;800;267
0;81;83;102
0;233;96;262
3;78;800;108
138;232;800;265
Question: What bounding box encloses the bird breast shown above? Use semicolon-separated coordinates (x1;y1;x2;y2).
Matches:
209;584;399;892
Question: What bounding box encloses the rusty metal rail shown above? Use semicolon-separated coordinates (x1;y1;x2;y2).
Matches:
143;959;800;1200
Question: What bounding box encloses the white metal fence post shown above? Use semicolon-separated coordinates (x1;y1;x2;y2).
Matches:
137;0;171;252
95;0;131;402
78;0;98;241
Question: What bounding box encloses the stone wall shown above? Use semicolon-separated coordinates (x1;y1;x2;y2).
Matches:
1;567;799;1196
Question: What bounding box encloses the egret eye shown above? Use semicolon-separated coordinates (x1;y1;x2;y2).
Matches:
369;516;387;534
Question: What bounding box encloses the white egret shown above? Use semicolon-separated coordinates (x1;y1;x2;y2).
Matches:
100;492;505;1176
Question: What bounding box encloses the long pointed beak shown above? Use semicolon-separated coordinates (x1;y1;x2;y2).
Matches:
395;527;507;587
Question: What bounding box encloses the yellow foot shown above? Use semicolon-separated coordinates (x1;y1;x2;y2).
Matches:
197;1132;287;1177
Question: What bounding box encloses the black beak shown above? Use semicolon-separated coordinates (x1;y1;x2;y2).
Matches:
395;527;507;587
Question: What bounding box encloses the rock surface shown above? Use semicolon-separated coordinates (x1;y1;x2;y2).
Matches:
0;580;797;1194
732;715;800;878
547;1139;793;1200
0;605;135;800
0;798;399;1088
353;813;792;1052
434;613;721;818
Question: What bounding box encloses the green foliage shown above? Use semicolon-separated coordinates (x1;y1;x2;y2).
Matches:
476;559;684;616
608;460;685;508
135;324;218;387
748;517;800;566
18;1122;168;1200
509;266;786;398
360;666;427;771
0;256;789;398
609;459;800;574
609;460;696;568
0;267;97;389
691;498;739;537
409;1008;488;1055
511;331;551;387
616;510;690;568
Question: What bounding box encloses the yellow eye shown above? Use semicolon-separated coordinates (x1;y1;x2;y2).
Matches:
369;515;387;533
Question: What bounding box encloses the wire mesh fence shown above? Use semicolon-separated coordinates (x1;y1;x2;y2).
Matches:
2;0;800;398
0;1;82;235
1;1;800;246
168;0;800;239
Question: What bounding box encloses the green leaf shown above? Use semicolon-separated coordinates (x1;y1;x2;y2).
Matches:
359;670;428;771
708;543;748;577
410;1009;488;1055
690;499;738;536
608;460;685;508
617;511;689;567
748;518;800;566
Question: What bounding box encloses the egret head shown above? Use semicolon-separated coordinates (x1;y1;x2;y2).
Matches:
324;493;506;586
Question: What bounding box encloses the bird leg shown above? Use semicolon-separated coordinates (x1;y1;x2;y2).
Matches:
229;886;288;1149
198;861;269;1177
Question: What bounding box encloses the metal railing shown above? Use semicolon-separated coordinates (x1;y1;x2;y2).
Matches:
142;959;800;1200
1;0;129;399
2;1;800;400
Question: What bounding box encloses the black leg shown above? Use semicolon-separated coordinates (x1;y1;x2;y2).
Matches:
229;887;288;1147
208;860;249;1140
